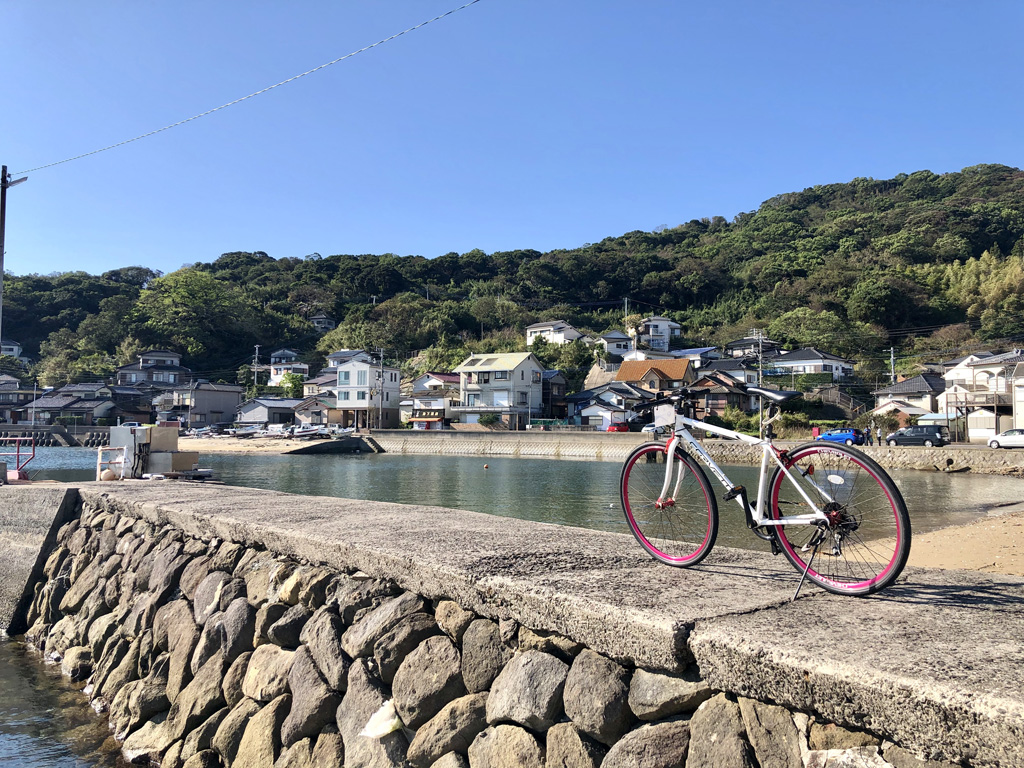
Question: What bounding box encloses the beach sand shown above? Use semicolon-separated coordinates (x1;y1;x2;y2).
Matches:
181;436;1024;577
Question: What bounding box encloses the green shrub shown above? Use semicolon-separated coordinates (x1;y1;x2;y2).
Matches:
478;413;500;427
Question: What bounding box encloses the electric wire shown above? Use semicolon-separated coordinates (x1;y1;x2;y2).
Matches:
12;0;484;176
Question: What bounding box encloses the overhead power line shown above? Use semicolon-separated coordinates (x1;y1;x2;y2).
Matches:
13;0;484;176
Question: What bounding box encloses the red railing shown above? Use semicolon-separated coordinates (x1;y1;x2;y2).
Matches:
0;437;35;473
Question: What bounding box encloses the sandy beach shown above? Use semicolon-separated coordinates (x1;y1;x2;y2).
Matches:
180;435;1024;577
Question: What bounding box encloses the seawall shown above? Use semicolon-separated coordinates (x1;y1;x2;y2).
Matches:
367;430;1024;474
3;483;1023;768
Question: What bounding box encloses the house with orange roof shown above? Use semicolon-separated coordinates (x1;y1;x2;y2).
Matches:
614;358;695;395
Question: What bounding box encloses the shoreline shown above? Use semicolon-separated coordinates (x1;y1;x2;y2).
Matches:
181;435;1024;577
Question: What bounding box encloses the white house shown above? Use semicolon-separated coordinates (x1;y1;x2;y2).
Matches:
698;358;759;386
332;358;402;429
766;348;854;381
452;352;544;429
872;375;946;413
938;350;1024;441
267;348;310;386
526;320;585;347
325;349;374;368
0;338;30;366
633;316;682;351
596;330;631;356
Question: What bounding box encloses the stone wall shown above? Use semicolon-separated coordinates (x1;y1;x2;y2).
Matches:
19;490;981;768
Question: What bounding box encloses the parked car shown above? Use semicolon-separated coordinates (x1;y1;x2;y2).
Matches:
641;423;666;435
989;429;1024;449
815;428;864;446
884;425;949;447
606;423;630;432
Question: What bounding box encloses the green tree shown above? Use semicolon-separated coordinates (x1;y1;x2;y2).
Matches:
280;372;305;398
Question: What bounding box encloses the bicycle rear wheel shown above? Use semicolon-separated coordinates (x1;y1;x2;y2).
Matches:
620;442;718;566
768;443;911;595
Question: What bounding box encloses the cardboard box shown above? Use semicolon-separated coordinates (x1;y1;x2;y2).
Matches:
148;451;199;474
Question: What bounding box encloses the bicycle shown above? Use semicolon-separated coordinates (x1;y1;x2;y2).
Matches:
620;387;911;597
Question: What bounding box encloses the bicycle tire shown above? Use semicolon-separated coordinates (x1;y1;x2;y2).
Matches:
768;442;911;595
621;442;719;567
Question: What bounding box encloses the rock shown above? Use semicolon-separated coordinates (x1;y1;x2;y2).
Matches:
91;635;130;701
210;541;246;573
212;697;260;765
58;556;104;613
281;645;343;748
166;652;228;742
545;722;607;768
333;576;399;624
298;570;333;610
191;611;226;675
234;693;291;768
127;670;171;736
882;745;961;768
686;693;757;768
462;619;514;694
337;659;408;768
563;649;634;745
628;668;713;721
167;620;201;704
276;567;307;605
468;725;544;768
275;738;314;768
310;725;345;766
161;739;184;768
435;600;475;642
518;627;584;662
193;572;233;626
241;556;279;605
87;613;118;662
407;692;489;768
341;592;425;658
149;551;192;601
805;746;889;768
218;597;257;661
602;719;690;768
223;651;252;708
242;644;295;702
96;634;142;701
430;753;468;768
121;712;175;764
486;650;567;732
393;635;467;729
255;602;290;646
738;697;802;768
154;600;195;652
374;612;442;685
808;722;881;751
298;606;349;692
182;749;220;768
180;706;228;763
179;555;213;600
267;604;311;649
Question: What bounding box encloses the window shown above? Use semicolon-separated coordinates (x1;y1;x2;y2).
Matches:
467;393;479;406
494;371;509;380
340;391;350;401
357;391;367;401
339;371;350;385
519;392;528;405
532;371;541;383
357;370;368;386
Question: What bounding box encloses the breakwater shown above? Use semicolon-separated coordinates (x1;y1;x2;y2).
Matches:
3;483;1023;767
366;430;1024;474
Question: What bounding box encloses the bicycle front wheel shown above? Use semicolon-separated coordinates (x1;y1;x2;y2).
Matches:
620;443;718;567
768;443;911;595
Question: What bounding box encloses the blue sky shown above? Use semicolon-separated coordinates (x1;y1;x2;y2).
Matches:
3;1;1023;277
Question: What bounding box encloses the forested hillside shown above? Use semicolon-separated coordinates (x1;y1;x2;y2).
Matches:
4;163;1024;386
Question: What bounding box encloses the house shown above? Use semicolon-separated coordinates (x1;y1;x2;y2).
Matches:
566;382;652;427
614;359;694;395
0;374;36;423
542;370;568;419
0;339;30;366
723;336;784;359
302;372;338;398
869;400;934;429
326;349;373;368
309;313;337;332
633;316;682;351
766;348;854;381
411;372;461;392
698;358;759;386
294;395;341;427
526;320;586;347
938;349;1024;441
452;352;544;429
621;348;679;362
267;349;310;386
408;372;461;430
332;358;402;429
236;397;305;425
116;349;192;387
673;346;722;369
153;382;245;427
596;330;632;357
872;375;946;413
689;372;756;415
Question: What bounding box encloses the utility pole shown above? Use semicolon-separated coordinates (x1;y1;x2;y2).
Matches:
252;345;261;395
0;166;29;346
890;347;896;384
376;348;384;430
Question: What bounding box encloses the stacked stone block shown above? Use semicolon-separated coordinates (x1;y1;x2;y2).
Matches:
22;498;957;768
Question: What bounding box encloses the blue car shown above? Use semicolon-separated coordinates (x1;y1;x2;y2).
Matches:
815;428;865;446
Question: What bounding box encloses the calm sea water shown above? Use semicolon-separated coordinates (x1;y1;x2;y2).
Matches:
5;446;1023;764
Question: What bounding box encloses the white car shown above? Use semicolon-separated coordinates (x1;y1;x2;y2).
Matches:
989;429;1024;449
641;423;665;435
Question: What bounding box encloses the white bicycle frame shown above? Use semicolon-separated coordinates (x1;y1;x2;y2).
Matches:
658;411;833;528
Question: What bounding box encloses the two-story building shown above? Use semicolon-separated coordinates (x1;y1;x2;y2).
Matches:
408;372;460;430
153;382;246;427
0;339;30;366
309;314;337;333
452;352;544;429
596;330;632;358
332;358;402;429
937;349;1024;441
566;382;652;429
525;320;586;347
766;348;854;381
267;349;309;386
0;374;36;423
115;349;192;387
326;349;374;368
723;336;784;359
633;316;682;351
614;359;694;396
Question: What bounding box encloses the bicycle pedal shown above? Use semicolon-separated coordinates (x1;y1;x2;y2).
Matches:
723;485;744;501
770;538;780;556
